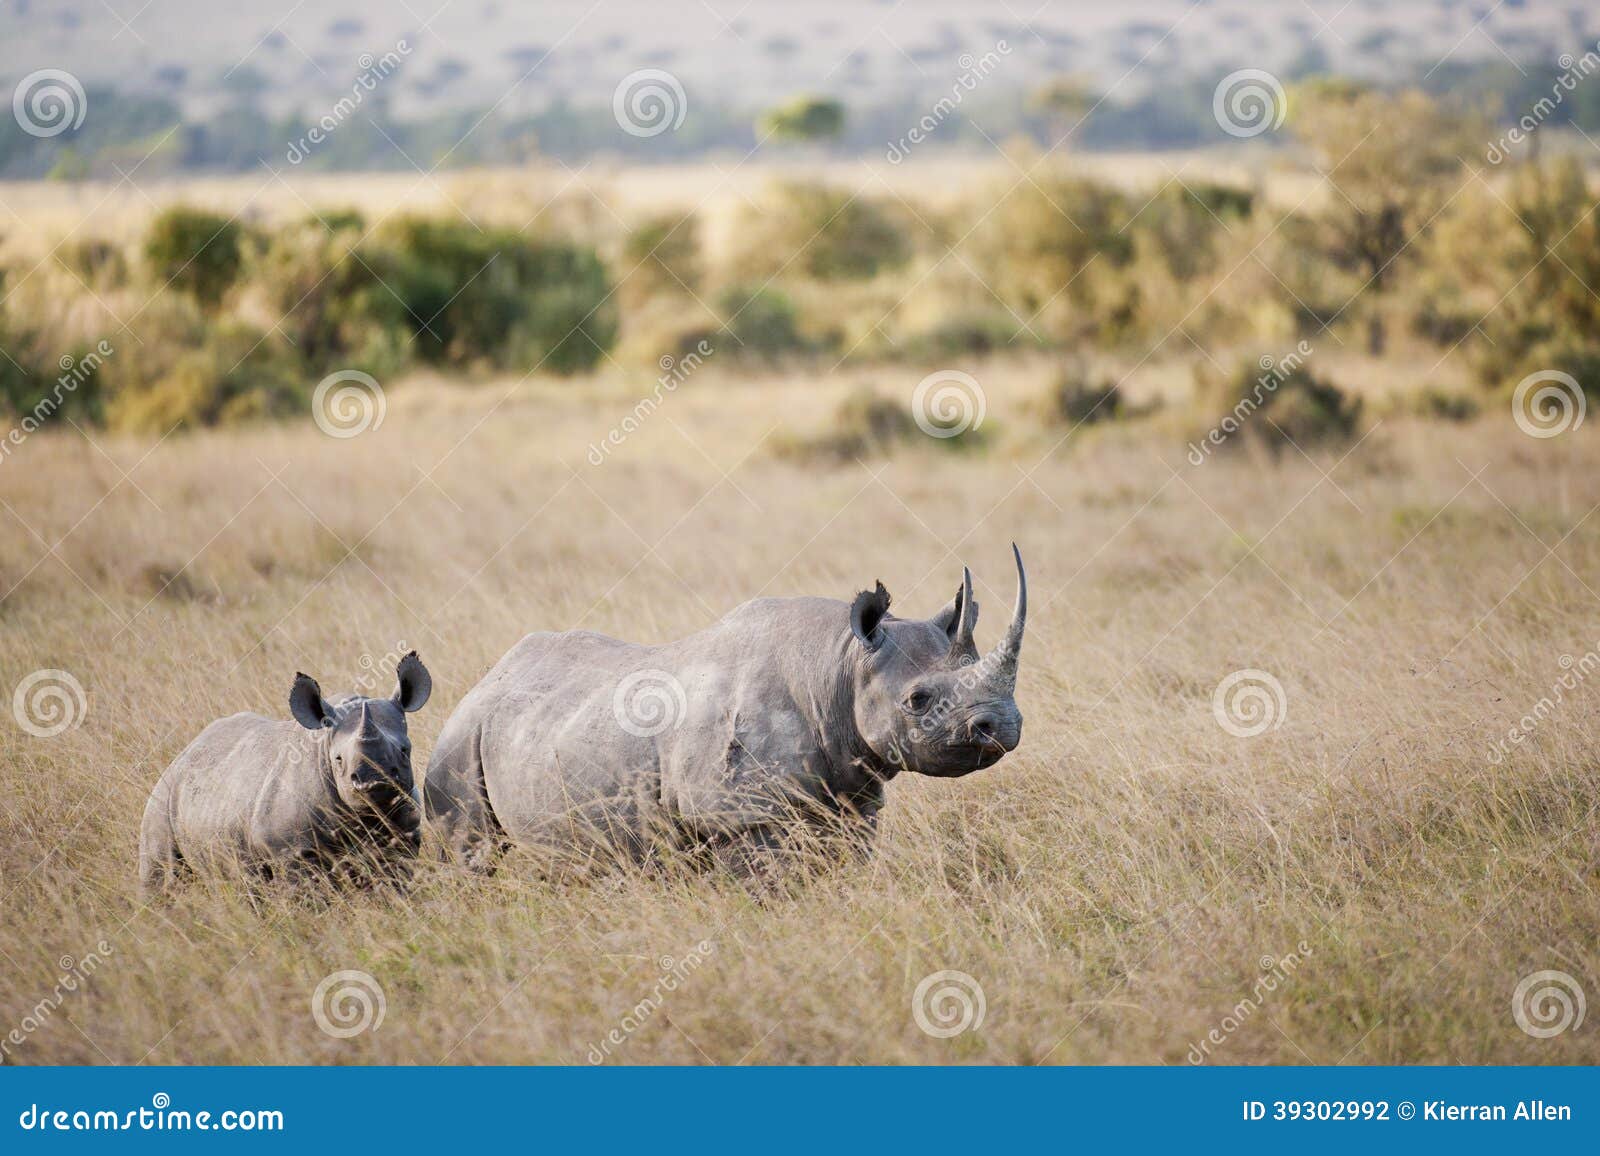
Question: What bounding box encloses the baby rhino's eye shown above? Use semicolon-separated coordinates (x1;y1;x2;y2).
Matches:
906;689;934;714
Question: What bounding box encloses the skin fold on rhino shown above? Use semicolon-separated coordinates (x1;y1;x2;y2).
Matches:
424;547;1027;877
138;652;433;894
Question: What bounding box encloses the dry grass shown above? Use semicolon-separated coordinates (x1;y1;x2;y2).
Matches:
2;358;1597;1065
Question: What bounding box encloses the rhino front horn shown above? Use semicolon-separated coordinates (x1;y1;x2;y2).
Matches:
989;544;1027;691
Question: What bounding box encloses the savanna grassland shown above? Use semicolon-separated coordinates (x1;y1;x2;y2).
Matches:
2;349;1598;1065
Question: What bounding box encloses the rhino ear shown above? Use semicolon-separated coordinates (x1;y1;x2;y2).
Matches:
850;581;892;648
931;585;978;640
289;673;333;730
393;651;432;713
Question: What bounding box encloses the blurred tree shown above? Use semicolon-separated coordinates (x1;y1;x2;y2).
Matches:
759;96;845;143
1028;77;1095;147
144;206;246;306
1291;80;1477;354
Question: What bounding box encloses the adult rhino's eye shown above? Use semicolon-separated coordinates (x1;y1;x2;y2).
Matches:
906;689;934;714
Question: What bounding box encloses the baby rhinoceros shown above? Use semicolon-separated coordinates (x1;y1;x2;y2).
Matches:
138;652;433;894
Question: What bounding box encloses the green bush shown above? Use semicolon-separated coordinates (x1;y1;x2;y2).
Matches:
729;182;911;283
963;173;1134;338
774;384;992;463
772;386;918;463
1044;366;1124;426
621;212;702;300
144;206;246;304
361;218;616;373
901;311;1022;359
108;322;306;432
717;285;805;360
1199;359;1362;454
248;218;401;375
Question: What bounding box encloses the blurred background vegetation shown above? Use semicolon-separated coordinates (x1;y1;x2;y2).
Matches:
4;0;1600;445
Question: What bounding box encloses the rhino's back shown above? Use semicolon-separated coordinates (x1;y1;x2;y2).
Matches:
159;712;321;857
444;631;665;847
442;608;846;850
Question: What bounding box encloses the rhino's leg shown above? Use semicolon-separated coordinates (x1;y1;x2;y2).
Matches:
137;789;184;898
706;823;788;885
424;724;507;874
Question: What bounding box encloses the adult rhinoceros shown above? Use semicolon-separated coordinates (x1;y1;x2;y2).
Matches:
424;548;1026;876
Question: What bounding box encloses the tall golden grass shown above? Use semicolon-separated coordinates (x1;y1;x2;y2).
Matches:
1;357;1596;1064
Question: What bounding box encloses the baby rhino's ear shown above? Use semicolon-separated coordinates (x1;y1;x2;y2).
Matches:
289;673;333;730
393;651;432;713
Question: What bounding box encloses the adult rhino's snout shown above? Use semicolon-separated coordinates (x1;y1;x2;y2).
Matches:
961;701;1022;767
967;705;1022;752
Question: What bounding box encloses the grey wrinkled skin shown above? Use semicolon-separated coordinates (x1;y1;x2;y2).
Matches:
138;652;433;894
424;548;1027;878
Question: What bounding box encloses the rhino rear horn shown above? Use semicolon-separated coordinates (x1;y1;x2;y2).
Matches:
946;566;978;659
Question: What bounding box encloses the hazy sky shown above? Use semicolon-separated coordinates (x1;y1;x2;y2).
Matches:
2;0;1594;114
